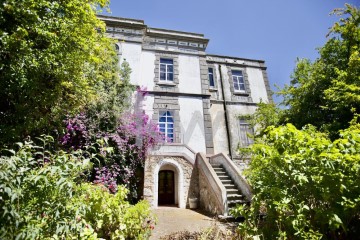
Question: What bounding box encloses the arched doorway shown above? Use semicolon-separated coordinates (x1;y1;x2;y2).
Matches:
153;159;185;208
158;170;175;205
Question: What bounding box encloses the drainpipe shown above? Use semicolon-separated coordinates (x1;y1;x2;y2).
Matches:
218;65;233;159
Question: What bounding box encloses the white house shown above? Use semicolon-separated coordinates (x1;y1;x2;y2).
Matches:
99;15;272;215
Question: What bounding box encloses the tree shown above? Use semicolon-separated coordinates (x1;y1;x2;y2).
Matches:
234;5;360;239
0;0;118;144
234;122;360;239
241;101;283;138
280;4;360;138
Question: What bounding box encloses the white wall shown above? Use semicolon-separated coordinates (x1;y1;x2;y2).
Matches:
246;67;269;103
210;103;229;154
142;94;154;119
139;51;156;90
121;42;142;85
178;96;206;153
178;55;202;94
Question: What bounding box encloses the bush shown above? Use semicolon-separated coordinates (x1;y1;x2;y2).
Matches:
235;123;360;239
0;136;155;239
76;183;154;239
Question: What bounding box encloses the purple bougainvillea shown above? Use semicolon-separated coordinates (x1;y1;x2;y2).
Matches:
60;113;89;150
59;87;163;198
94;164;120;194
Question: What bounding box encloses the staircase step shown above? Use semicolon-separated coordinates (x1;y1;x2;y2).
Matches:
218;176;231;180
220;179;232;183
227;194;244;199
211;164;222;168
226;188;240;192
226;190;241;195
228;199;247;205
223;184;237;188
212;167;223;171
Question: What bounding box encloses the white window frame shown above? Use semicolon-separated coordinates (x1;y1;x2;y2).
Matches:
158;111;174;142
232;70;245;92
159;58;174;82
239;119;254;147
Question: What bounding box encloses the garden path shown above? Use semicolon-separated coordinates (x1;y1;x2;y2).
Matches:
149;207;233;239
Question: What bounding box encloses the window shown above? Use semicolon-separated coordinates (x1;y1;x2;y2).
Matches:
208;68;215;88
239;119;254;147
160;58;173;81
158;111;174;142
232;70;245;92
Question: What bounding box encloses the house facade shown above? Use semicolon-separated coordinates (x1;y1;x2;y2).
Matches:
99;15;272;213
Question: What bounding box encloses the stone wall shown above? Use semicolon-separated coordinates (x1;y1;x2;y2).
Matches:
198;169;223;215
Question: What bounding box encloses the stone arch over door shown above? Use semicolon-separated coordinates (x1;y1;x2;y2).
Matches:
153;159;185;208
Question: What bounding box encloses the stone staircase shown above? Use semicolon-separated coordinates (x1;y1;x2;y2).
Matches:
211;163;249;217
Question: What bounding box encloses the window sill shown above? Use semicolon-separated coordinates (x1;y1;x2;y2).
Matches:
209;88;218;92
157;82;177;86
233;91;249;96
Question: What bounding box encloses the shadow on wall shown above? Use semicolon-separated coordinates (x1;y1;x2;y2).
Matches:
180;110;204;145
187;165;199;207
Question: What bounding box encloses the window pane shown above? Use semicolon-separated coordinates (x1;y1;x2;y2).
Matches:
240;84;245;91
160;64;166;72
160;72;166;80
168;128;173;133
160;58;173;64
234;81;239;90
167;73;173;81
232;70;243;76
167;65;173;73
159;117;166;122
238;76;244;84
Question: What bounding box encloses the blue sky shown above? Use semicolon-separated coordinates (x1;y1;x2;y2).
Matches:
103;0;358;103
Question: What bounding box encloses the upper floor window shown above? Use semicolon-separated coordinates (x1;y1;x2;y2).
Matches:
239;119;254;147
208;68;215;88
232;70;245;92
158;111;174;142
160;58;173;81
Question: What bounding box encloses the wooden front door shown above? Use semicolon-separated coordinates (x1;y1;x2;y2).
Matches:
158;170;175;205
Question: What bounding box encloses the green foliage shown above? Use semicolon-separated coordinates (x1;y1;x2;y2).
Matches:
279;4;360;138
0;136;92;239
0;136;155;239
241;101;283;138
0;0;119;144
234;123;360;239
86;60;135;134
75;184;154;240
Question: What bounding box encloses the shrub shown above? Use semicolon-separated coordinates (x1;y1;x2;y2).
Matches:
75;183;155;240
0;136;155;239
0;136;91;239
234;123;360;239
